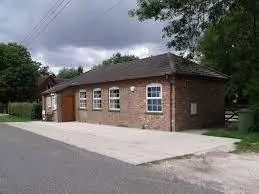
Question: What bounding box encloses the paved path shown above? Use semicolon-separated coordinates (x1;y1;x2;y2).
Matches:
7;122;238;165
0;124;220;194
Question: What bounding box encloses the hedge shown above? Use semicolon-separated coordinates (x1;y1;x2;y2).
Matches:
8;102;42;120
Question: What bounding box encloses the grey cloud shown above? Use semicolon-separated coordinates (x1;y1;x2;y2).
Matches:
28;0;164;50
0;0;170;69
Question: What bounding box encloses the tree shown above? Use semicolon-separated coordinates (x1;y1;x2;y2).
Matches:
129;0;257;56
130;0;258;106
198;4;257;105
36;62;55;77
77;66;84;74
92;52;139;69
57;66;84;79
0;43;39;103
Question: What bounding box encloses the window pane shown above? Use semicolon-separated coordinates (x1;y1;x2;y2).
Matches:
147;86;161;98
110;99;114;108
114;89;119;97
93;99;102;109
47;97;51;107
151;91;156;97
157;90;161;97
80;91;86;98
110;89;119;97
80;99;86;108
110;99;120;109
94;90;101;98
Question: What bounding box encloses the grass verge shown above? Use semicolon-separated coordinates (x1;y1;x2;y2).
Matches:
0;115;32;122
203;128;259;153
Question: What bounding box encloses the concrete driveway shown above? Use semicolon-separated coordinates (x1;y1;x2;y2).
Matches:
7;122;238;165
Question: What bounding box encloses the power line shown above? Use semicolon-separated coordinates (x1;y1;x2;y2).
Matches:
85;0;124;26
24;0;72;46
23;0;73;46
21;0;67;45
24;0;125;46
102;0;124;16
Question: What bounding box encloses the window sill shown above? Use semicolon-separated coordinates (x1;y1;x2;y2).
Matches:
108;109;120;112
145;111;163;115
79;108;87;110
93;109;102;111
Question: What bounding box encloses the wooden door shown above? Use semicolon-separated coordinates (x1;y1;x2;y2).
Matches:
62;95;75;121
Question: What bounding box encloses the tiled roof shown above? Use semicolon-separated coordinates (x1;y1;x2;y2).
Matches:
54;77;66;84
43;52;228;94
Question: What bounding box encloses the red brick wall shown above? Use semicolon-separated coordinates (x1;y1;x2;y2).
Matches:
74;76;172;131
174;75;225;130
43;75;225;131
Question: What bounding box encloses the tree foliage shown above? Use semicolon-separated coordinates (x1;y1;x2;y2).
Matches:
198;2;257;104
130;0;257;55
0;43;39;103
36;62;55;77
92;52;139;69
57;66;84;79
131;0;257;106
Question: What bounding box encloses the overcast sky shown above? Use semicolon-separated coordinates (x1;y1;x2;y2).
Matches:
0;0;172;73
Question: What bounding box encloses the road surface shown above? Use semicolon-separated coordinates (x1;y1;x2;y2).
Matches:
0;124;220;194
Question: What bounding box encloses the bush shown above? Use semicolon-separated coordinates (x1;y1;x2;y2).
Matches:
8;102;42;120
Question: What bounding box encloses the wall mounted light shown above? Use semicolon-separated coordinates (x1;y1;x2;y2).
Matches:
130;86;135;92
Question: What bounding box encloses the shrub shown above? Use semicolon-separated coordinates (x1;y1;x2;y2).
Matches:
8;102;42;120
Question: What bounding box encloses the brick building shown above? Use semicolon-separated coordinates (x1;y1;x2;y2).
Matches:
42;53;228;131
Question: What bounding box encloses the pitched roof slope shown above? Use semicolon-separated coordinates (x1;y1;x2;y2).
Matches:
43;52;228;94
54;77;66;84
38;76;50;86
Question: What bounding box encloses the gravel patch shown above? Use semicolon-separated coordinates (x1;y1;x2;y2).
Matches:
147;152;259;194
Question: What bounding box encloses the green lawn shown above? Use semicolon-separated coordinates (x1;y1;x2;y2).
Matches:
0;115;32;122
203;128;259;153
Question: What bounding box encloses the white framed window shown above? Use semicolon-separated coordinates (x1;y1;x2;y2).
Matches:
51;94;57;110
109;87;120;110
79;89;87;109
93;88;102;110
146;83;162;112
46;96;51;108
191;102;198;115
